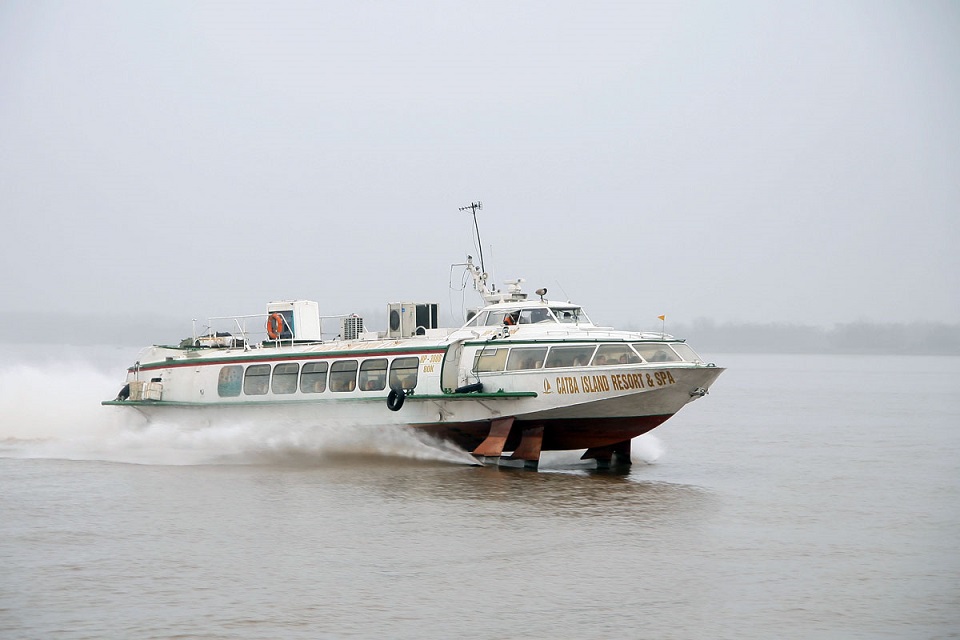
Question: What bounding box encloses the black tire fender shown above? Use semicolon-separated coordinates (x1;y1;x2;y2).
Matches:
387;388;406;411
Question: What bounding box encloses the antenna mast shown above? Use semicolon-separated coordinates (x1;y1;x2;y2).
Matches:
454;201;526;305
459;201;485;274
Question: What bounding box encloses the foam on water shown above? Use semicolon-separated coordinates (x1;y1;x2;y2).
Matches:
0;360;478;466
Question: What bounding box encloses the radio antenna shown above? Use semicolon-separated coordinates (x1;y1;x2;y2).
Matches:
459;201;485;274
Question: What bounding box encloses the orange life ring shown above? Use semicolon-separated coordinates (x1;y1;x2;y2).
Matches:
266;313;285;340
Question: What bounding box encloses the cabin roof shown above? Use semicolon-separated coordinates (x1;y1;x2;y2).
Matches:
478;299;580;310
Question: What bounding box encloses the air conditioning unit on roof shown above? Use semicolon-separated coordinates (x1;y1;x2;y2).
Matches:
387;303;438;338
341;315;364;341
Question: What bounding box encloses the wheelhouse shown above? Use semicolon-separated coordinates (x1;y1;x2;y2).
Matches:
462;303;594;328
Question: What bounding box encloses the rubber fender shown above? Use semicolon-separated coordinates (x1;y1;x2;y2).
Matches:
387;388;406;411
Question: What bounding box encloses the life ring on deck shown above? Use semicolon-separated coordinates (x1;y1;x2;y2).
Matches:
266;313;285;340
387;388;406;411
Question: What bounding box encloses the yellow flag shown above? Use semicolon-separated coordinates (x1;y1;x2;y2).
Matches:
657;315;665;321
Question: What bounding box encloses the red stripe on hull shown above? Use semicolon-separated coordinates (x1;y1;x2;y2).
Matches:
132;347;446;373
414;414;673;452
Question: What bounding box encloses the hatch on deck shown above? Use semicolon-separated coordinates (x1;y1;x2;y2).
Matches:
266;300;322;341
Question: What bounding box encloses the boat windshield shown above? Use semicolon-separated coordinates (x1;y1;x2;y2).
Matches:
550;307;589;324
463;307;558;328
517;308;555;324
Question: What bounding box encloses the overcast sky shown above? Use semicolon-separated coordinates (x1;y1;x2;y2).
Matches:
2;1;958;333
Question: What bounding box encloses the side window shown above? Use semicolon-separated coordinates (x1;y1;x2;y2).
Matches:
592;344;641;366
518;309;554;324
359;358;388;391
632;344;682;363
505;347;548;370
218;365;243;397
389;357;420;390
463;311;488;327
473;347;508;372
272;362;299;394
330;360;358;392
544;346;596;368
670;343;702;363
300;361;328;393
552;308;587;324
485;311;517;326
243;364;271;395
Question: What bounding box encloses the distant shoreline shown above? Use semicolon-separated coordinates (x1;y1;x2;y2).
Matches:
3;312;958;355
635;320;960;356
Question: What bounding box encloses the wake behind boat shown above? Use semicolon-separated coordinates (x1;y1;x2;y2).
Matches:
104;205;724;468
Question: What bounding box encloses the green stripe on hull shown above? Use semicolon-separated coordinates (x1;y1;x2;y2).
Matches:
101;391;536;408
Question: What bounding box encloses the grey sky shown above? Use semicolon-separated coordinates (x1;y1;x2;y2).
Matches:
2;1;958;332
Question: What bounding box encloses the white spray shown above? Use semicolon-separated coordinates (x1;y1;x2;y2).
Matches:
0;359;477;466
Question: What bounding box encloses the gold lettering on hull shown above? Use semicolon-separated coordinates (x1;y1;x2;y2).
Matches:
553;370;677;395
556;376;580;394
580;374;610;393
611;373;645;391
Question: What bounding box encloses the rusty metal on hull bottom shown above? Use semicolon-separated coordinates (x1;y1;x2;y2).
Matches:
413;414;673;453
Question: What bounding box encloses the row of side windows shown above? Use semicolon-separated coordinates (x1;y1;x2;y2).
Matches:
217;357;421;398
473;343;695;373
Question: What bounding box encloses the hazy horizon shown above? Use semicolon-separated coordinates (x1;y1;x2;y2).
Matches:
4;307;958;357
2;2;958;328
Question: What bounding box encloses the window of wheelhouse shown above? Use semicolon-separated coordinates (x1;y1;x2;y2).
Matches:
300;361;328;393
486;311;518;326
243;364;271;395
463;311;488;328
544;345;596;368
359;358;387;391
505;347;548;370
330;360;358;392
632;344;682;363
389;357;419;390
517;309;554;324
551;307;589;324
272;362;299;394
217;365;243;397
